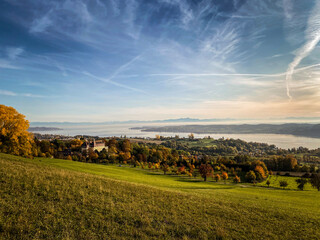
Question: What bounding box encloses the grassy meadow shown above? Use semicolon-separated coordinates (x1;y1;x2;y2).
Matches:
0;153;319;239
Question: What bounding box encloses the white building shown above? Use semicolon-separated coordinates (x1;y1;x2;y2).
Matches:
81;139;107;152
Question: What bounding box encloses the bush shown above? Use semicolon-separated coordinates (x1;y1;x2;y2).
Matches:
295;178;308;191
302;172;311;178
266;179;271;187
279;180;288;189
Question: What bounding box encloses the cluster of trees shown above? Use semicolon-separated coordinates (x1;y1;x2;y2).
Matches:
245;164;267;183
162;138;286;157
263;155;298;171
0;104;269;183
1;104;319;188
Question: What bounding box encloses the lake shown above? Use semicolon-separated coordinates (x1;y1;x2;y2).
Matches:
30;122;320;150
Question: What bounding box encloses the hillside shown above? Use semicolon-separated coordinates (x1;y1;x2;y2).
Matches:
0;153;319;239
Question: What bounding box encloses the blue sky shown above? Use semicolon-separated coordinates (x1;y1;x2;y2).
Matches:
1;0;320;122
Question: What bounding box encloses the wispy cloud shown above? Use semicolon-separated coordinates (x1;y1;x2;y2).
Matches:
285;1;320;100
83;71;146;94
0;89;44;98
148;73;285;77
0;59;20;69
29;0;92;34
30;12;53;33
2;0;320;121
6;47;24;60
106;54;143;81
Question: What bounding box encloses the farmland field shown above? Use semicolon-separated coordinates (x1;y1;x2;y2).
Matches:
0;153;319;239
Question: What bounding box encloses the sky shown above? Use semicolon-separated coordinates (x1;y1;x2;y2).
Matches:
1;0;320;122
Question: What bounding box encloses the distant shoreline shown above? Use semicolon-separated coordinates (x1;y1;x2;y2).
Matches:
137;123;320;139
28;127;62;132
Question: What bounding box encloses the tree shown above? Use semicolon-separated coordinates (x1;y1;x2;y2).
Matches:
199;164;213;181
233;176;240;183
254;165;266;181
245;171;256;183
0;105;33;157
177;166;186;174
122;139;131;152
295;178;308;191
161;162;170;175
279;180;288;189
188;133;194;140
310;173;320;191
283;155;298;171
266;179;271;188
88;149;98;162
214;174;220;182
221;172;228;183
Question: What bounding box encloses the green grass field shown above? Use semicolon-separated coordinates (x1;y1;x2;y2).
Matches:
256;175;315;190
0;153;319;239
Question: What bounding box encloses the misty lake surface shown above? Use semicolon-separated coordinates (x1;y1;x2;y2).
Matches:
30;122;320;150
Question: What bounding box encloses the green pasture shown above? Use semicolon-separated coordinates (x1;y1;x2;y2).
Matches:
0;153;319;239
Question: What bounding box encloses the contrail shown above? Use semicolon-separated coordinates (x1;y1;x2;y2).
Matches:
285;1;320;100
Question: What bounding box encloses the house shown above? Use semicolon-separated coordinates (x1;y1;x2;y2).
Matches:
81;139;107;152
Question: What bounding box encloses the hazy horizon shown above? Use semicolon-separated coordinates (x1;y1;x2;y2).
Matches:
1;1;320;122
28;116;320;125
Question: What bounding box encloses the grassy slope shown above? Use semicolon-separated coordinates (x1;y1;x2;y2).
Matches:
0;153;319;239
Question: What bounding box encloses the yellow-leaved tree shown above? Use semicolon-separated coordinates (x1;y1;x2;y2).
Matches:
0;105;33;157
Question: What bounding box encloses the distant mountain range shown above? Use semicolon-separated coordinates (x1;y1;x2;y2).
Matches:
29;118;238;126
29;117;320;126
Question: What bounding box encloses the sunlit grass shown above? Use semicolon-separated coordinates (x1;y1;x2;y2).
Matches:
0;153;319;239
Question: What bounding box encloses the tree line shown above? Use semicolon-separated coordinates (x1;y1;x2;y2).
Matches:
1;104;320;189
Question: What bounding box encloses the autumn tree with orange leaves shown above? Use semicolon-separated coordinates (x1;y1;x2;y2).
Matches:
221;172;228;183
0;105;33;157
199;163;213;181
254;165;266;181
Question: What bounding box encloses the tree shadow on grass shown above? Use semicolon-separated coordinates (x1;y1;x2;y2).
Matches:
133;170;236;190
179;186;234;190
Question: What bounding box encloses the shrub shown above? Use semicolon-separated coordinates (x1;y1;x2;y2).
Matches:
295;178;308;191
266;179;271;187
279;180;288;189
302;172;311;178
